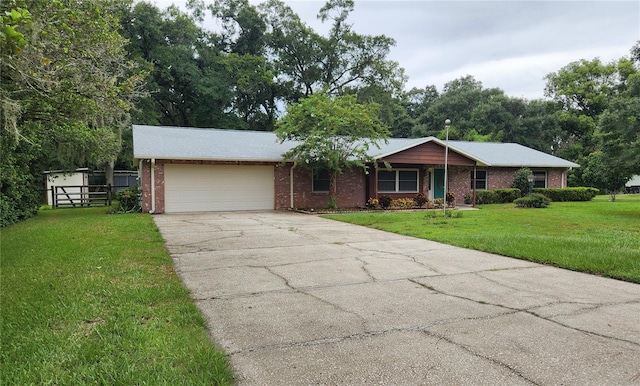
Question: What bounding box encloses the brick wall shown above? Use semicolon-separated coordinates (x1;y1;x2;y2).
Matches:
281;165;366;209
139;159;165;213
448;166;569;205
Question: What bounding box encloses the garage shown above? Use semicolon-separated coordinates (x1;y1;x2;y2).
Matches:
164;164;275;212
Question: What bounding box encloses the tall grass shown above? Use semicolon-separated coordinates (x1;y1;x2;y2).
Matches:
1;208;233;385
325;195;640;283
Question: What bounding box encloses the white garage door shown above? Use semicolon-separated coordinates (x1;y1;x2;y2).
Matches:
164;164;274;212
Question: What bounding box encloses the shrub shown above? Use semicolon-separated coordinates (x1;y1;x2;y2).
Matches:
475;190;497;205
366;197;379;209
512;167;533;194
533;187;599;202
414;193;428;208
464;193;472;205
495;188;521;202
474;188;522;204
514;193;551;208
446;191;455;206
114;185;141;213
434;198;444;208
392;198;415;209
379;195;392;209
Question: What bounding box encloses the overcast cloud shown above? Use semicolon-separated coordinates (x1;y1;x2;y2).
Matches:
151;0;640;99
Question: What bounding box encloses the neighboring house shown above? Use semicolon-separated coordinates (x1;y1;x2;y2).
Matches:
625;175;640;194
132;125;579;213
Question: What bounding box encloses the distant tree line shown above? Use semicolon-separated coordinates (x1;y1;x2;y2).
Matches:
1;0;638;226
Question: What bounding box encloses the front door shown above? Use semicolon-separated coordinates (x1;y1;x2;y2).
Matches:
433;168;444;199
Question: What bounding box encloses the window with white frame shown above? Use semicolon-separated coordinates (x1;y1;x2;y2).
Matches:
533;171;547;188
312;169;330;192
377;169;418;193
470;170;487;190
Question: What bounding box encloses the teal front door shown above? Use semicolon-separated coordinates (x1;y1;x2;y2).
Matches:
434;168;444;199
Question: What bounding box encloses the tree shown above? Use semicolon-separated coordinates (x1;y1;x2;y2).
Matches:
597;57;640;178
581;151;630;201
1;0;145;226
261;0;405;100
414;76;514;142
544;58;617;184
122;1;279;131
275;93;390;208
544;46;639;187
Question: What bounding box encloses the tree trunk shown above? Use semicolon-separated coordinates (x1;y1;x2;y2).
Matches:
328;170;337;209
105;160;115;190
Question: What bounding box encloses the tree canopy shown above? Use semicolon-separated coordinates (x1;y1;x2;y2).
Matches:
1;0;146;226
275;92;389;208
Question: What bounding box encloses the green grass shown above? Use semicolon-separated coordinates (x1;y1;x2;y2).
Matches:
1;208;233;385
324;195;640;283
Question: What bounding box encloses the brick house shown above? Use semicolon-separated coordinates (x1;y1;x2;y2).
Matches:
133;125;579;213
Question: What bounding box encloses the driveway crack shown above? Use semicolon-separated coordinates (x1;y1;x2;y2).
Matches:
411;279;640;348
419;329;540;385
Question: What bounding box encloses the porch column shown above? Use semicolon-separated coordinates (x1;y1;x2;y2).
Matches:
472;163;477;207
373;163;379;199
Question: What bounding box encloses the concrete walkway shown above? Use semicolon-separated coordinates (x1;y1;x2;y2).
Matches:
153;211;640;385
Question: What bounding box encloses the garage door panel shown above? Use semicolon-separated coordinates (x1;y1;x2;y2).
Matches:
164;164;274;212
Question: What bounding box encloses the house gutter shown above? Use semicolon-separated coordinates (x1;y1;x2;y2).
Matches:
290;161;297;209
150;158;156;214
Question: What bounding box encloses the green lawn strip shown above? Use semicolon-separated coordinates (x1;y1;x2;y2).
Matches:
324;195;640;283
1;208;233;385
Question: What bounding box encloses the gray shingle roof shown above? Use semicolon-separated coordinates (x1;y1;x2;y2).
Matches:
133;125;296;161
133;125;579;168
445;141;579;168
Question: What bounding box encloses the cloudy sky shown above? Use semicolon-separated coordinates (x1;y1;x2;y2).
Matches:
151;0;640;100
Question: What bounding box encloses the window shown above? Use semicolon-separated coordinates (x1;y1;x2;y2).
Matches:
533;171;546;188
470;170;487;190
377;169;418;193
312;169;330;192
378;170;396;192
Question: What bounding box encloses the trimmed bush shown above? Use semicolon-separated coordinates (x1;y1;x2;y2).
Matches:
414;193;428;208
533;187;599;202
379;195;392;209
514;193;551;208
495;188;521;203
475;190;497;205
512;167;533;194
474;188;522;205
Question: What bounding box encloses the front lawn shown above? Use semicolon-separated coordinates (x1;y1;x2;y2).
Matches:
1;208;233;385
324;194;640;283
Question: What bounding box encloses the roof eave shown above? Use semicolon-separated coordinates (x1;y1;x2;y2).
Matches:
133;155;285;163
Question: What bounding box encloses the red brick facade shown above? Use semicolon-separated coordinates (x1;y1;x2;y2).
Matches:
139;159;570;212
447;167;567;205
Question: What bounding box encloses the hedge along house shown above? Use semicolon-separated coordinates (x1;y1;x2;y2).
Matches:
133;125;579;213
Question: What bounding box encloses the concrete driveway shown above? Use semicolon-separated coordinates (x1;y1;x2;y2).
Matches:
153;211;640;385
